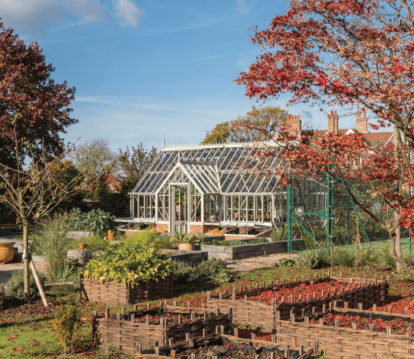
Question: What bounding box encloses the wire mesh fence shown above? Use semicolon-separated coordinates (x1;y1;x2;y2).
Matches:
287;174;401;253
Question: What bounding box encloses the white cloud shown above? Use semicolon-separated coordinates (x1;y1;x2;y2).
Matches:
113;0;144;27
236;0;251;15
61;0;106;23
0;0;61;37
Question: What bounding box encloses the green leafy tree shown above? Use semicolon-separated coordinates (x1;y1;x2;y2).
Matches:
202;105;288;144
119;143;158;183
70;138;117;174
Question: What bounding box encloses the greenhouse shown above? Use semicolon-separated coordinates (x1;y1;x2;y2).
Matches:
117;142;291;235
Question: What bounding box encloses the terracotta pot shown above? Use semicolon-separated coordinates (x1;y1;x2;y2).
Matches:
0;242;15;264
178;243;193;251
79;243;85;250
108;233;115;241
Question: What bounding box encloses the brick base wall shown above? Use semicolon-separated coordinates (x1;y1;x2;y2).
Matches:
155;223;169;232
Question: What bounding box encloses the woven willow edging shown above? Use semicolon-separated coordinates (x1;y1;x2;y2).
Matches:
81;275;173;306
0;283;4;311
275;302;414;359
207;274;389;331
93;304;232;358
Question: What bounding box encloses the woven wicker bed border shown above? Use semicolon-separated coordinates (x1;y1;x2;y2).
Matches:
93;304;232;357
207;274;390;330
81;275;174;306
275;301;414;359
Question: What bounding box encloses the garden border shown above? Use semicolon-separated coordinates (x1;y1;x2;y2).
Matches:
81;275;174;306
93;304;231;357
275;301;414;359
207;273;389;330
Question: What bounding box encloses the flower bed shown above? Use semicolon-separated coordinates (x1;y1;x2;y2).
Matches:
0;283;4;311
81;275;174;306
275;303;414;359
93;304;231;357
207;274;389;330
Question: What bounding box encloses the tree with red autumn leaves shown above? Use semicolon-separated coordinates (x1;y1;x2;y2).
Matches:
0;20;83;301
0;20;76;168
236;0;414;273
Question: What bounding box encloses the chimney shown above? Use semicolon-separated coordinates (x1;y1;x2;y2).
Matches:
286;115;301;137
328;110;338;134
356;110;367;133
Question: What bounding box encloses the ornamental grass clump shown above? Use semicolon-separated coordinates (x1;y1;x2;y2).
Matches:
82;242;172;286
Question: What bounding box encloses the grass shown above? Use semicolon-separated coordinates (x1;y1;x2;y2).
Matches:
1;264;414;358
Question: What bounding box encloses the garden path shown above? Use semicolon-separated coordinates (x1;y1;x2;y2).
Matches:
224;252;297;273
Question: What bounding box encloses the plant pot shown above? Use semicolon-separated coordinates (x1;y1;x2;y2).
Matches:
79;243;86;250
178;243;193;251
0;242;15;263
108;233;115;241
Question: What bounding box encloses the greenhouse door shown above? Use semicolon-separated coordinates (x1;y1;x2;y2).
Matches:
170;184;189;234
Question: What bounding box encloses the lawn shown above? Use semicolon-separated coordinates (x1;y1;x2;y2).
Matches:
1;265;414;358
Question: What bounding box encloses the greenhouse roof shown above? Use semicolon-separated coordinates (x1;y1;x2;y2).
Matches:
133;142;284;194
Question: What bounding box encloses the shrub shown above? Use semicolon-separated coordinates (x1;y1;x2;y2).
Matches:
171;259;237;283
124;229;160;248
82;242;172;285
270;225;287;242
375;244;396;269
331;246;356;267
294;249;329;269
68;234;109;251
54;302;83;353
35;215;72;281
70;208;115;234
5;269;46;300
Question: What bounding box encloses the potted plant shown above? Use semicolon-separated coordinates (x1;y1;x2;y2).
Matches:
108;230;114;241
169;231;200;251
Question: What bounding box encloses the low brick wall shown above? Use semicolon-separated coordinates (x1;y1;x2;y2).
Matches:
200;239;303;260
155;223;169;232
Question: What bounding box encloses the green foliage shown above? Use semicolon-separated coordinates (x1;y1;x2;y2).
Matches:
35;215;73;281
70;208;115;235
207;238;268;246
124;230;171;249
278;258;295;268
5;269;46;300
82;242;172;285
375;244;396;269
54;302;83;353
170;231;201;246
271;225;287;242
68;234;109;251
331;246;356;268
294;249;329;269
171;259;237;283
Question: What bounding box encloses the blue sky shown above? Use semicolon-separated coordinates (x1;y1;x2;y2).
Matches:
0;0;357;152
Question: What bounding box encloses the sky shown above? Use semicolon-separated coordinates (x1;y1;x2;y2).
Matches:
0;0;359;153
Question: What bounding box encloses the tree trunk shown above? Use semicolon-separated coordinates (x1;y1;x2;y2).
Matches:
23;221;30;302
389;233;414;275
395;224;403;271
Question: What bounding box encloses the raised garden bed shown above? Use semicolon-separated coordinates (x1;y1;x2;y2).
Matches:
207;274;389;330
135;338;318;359
275;302;414;359
200;239;304;260
167;251;208;266
81;275;174;306
0;283;4;311
93;304;231;357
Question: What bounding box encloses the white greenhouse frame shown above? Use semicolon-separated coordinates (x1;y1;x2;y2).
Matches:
117;142;288;234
